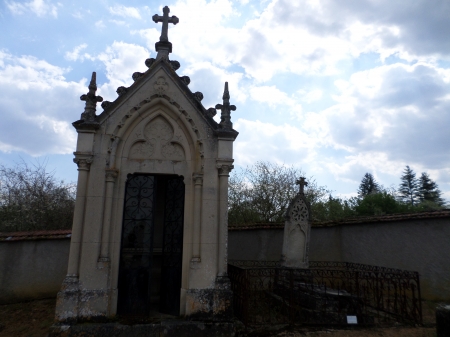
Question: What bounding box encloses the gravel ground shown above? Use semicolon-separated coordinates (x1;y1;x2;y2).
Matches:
0;298;438;337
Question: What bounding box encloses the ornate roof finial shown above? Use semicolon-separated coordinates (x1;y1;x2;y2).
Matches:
80;72;103;122
296;177;308;195
152;6;179;60
215;82;236;129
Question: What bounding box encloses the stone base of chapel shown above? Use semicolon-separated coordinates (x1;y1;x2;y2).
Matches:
48;320;237;337
55;277;112;323
54;276;234;326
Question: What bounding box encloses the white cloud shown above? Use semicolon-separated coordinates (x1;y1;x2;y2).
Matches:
181;61;245;108
233;118;324;169
2;0;450;198
249;85;295;107
315;61;450;186
137;0;239;69
65;44;91;62
95;20;106;29
0;51;83;155
109;19;128;26
297;89;322;103
146;0;450;84
72;11;83;19
95;41;150;101
247;85;303;119
109;5;141;19
6;0;58;17
231;59;450;194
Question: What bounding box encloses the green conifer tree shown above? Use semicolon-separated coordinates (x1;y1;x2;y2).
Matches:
418;172;445;206
398;166;419;206
358;173;380;197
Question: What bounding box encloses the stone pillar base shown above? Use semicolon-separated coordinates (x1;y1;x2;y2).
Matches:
55;277;110;323
78;289;110;322
185;277;233;321
55;276;79;323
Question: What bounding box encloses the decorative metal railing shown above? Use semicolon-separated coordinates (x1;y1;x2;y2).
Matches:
228;261;422;326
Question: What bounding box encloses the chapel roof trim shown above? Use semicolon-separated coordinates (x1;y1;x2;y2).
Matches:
80;57;238;139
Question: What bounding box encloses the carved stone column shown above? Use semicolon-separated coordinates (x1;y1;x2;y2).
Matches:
55;152;92;322
99;169;118;262
216;161;233;277
192;173;203;261
67;152;93;278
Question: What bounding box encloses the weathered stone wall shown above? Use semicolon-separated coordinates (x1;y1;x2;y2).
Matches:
229;216;450;301
327;218;450;301
2;216;449;303
228;228;283;261
0;239;70;304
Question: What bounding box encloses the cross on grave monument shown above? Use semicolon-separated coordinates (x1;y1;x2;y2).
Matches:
296;177;308;195
281;177;311;268
152;6;179;58
215;82;236;129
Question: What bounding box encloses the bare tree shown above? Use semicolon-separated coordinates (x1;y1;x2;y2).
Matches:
0;160;75;232
228;161;329;225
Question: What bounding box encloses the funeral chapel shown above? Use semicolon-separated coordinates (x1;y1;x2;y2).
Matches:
55;6;238;322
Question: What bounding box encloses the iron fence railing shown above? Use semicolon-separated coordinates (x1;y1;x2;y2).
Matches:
228;260;422;327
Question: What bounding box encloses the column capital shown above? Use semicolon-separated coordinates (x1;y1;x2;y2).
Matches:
105;169;119;182
216;160;234;177
73;152;93;171
192;172;203;186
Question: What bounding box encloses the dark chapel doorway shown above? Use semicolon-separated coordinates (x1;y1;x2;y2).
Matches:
117;174;185;317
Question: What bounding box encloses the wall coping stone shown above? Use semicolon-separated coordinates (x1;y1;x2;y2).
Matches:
0;229;72;242
2;210;449;238
229;209;450;230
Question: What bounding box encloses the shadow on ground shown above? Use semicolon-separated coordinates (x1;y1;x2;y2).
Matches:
0;298;437;337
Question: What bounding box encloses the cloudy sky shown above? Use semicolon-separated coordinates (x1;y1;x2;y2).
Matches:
1;0;449;200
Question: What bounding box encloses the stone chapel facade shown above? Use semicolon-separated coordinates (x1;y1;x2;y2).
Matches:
55;6;238;322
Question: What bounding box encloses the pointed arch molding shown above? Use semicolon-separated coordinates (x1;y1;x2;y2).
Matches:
106;94;205;170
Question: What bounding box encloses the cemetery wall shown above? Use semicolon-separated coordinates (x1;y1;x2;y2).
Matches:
0;231;70;304
228;226;284;261
1;212;449;303
229;211;450;301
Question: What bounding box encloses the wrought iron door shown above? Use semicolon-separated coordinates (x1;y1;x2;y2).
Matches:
159;176;185;315
117;174;185;317
117;175;156;315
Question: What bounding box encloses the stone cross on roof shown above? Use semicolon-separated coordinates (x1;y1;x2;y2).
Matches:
215;82;236;129
80;72;102;122
296;177;308;194
152;6;179;58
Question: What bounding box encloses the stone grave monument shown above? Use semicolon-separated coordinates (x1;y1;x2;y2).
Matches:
281;177;311;268
54;6;238;323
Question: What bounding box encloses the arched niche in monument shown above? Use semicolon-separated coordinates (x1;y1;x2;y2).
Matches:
107;98;199;317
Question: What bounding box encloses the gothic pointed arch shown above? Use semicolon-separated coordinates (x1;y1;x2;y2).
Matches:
108;96;204;172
